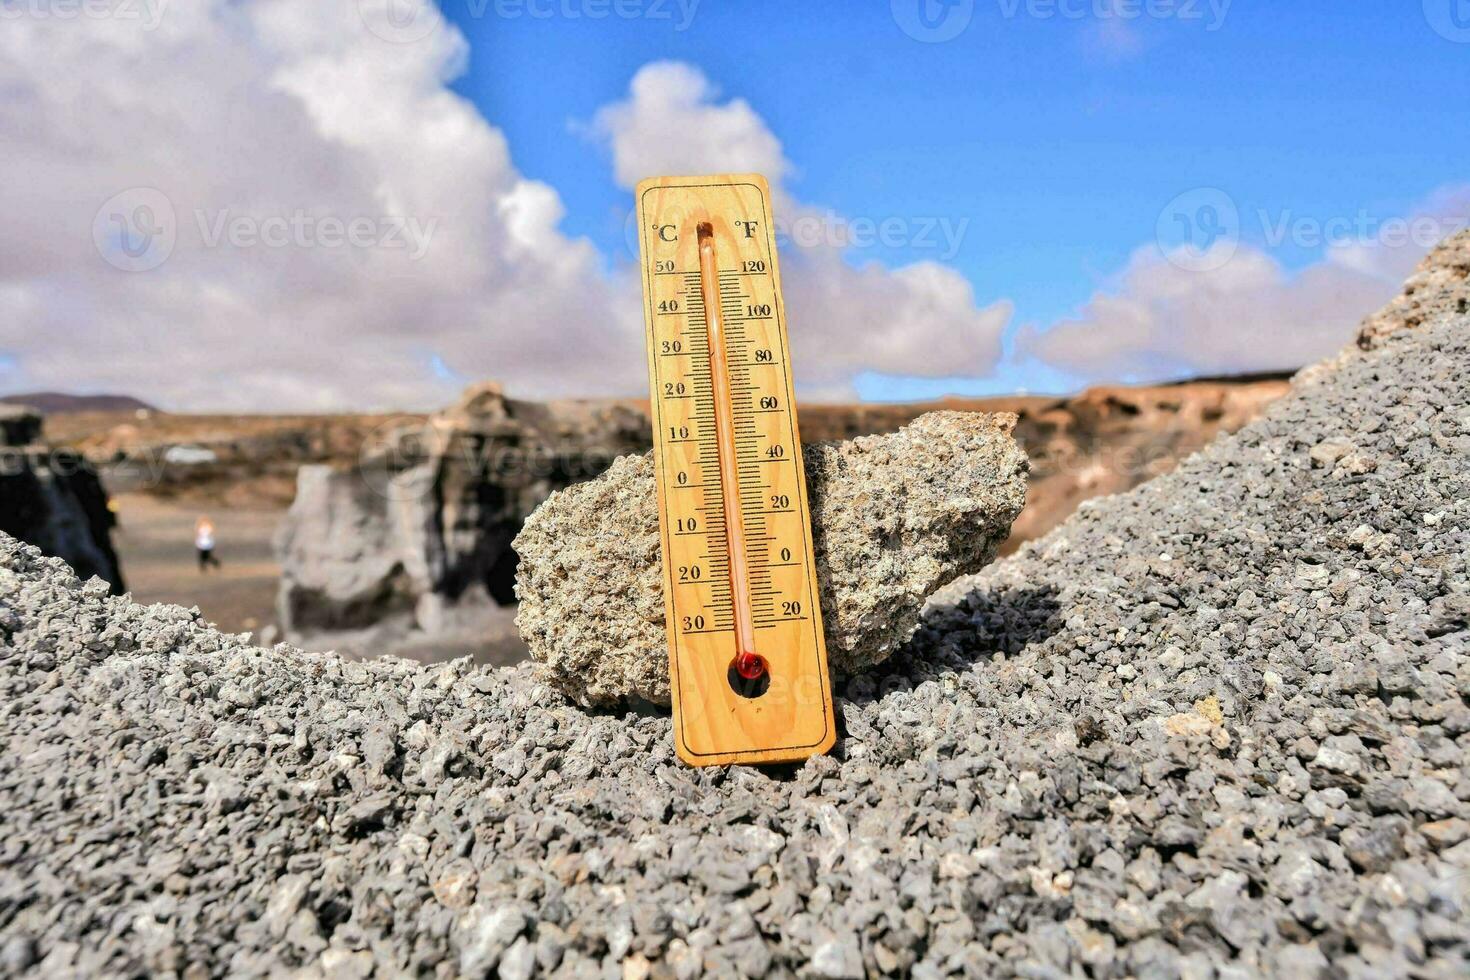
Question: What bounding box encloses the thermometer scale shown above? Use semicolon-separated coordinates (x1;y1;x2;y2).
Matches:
636;174;836;767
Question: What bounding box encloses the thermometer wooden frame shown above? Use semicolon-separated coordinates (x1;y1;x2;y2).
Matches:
636;174;836;767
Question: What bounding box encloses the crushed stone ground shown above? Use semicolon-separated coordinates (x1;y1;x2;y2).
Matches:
1;316;1468;978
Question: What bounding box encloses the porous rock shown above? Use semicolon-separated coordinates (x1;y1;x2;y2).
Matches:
513;411;1029;705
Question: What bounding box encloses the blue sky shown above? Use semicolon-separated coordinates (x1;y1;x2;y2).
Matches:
445;0;1470;397
6;1;1468;410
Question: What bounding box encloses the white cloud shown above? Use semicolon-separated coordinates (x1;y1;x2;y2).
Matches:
1020;188;1470;382
589;62;1011;400
590;61;791;192
2;25;1006;410
0;0;643;411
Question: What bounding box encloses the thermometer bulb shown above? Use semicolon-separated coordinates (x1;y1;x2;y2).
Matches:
734;651;767;681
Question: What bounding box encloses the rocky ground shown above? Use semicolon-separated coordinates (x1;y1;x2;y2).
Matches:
2;276;1467;973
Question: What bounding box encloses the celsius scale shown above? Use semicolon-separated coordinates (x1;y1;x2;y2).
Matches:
636;174;836;767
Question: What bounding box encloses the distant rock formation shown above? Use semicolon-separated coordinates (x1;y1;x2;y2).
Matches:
273;373;1287;661
274;383;648;663
0;392;156;414
0;405;43;446
0;406;124;593
995;376;1289;551
774;378;1290;554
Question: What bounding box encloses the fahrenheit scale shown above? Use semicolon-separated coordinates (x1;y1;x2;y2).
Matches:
636;174;836;767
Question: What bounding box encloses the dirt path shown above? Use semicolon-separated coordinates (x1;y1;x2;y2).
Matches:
108;493;284;638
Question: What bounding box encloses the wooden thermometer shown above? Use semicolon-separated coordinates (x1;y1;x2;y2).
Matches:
636;174;836;767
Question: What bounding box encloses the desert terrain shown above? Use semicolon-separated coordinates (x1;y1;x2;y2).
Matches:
105;493;284;636
28;375;1288;649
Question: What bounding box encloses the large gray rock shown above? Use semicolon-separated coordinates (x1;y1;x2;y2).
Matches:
275;382;647;663
514;411;1029;705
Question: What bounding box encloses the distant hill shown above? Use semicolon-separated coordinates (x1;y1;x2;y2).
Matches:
1162;368;1297;387
0;392;157;414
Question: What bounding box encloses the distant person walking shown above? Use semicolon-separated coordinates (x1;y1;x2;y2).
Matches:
195;516;220;572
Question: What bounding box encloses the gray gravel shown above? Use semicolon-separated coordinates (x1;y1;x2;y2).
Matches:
2;312;1468;977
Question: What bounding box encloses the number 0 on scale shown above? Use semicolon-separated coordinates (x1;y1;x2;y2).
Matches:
636;174;836;767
